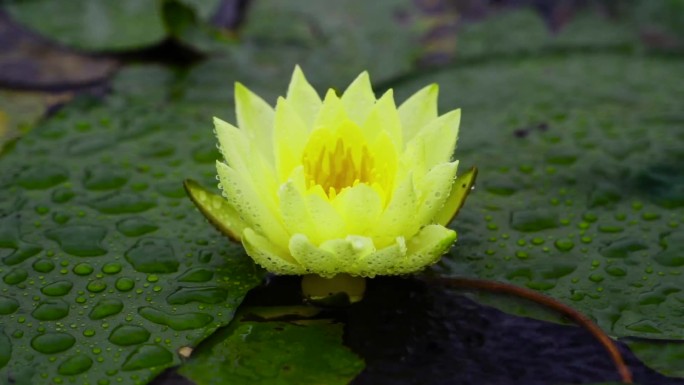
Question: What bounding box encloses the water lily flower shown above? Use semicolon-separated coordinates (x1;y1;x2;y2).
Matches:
188;66;475;282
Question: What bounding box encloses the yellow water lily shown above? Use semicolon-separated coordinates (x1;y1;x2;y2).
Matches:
191;67;475;279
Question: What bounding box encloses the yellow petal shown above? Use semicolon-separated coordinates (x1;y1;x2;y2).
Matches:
286;66;322;129
352;237;407;277
435;167;478;226
398;84;438;141
235;82;275;164
304;186;347;243
279;180;316;238
361;89;402;148
332;183;383;235
216;161;289;248
341;71;375;125
289;234;375;277
315;89;347;130
406;109;461;170
274;97;309;181
243;228;305;275
400;224;456;273
373;175;417;246
214;117;250;173
415;161;459;227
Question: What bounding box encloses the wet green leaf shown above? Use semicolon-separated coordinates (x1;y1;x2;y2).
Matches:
0;66;264;385
625;339;684;378
179;308;364;385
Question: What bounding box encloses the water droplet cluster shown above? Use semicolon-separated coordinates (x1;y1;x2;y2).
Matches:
0;66;263;384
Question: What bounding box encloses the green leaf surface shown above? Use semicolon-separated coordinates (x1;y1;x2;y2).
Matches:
625;339;684;378
4;0;166;51
178;307;364;385
0;66;264;385
391;53;684;349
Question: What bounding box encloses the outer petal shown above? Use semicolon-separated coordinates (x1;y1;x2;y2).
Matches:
184;179;246;242
332;183;383;235
216;161;289;248
274;97;309;181
398;84;439;141
289;234;375;277
435;167;478;226
362;89;402;148
341;71;375;126
415;161;460;228
235;82;275;164
399;224;456;273
243;228;305;275
372;175;417;247
404;109;461;171
279;180;317;238
351;236;407;277
286;66;322;130
214;117;250;174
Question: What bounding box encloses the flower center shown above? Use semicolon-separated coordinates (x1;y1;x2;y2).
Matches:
302;121;378;198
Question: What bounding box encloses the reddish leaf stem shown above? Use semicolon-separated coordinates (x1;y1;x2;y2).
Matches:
432;277;633;384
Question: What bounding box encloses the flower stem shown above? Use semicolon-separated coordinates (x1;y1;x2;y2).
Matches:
301;274;367;306
431;277;633;384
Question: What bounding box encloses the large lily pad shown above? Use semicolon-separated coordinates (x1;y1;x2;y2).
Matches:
390;53;684;372
0;65;263;385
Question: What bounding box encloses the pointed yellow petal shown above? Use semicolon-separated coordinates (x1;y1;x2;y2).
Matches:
415;161;459;227
304;188;347;242
235;82;275;164
373;175;418;246
315;89;347;130
400;224;456;273
243;228;305;275
352;237;407;277
214;117;250;173
341;71;375;125
332;183;383;235
279;180;316;238
361;89;402;148
286;66;322;129
274;97;309;181
289;234;375;277
405;109;461;170
398;84;438;141
435;167;478;226
320;236;375;268
216;161;289;248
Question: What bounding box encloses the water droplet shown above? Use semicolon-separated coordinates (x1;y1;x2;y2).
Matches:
138;306;213;330
540;264;576;279
121;345;173;371
654;250;684;267
625;320;662;334
67;134;116;156
554;238;574;251
605;266;627;277
89;299;124;320
177;268;214;283
102;263;122;274
31;332;75;354
51;187;75;204
45;226;107;257
73;263;94;276
32;299;69;321
58;354;93;375
115;277;135;292
166;286;228;305
510;210;559;232
598;225;624;233
0;296;19;315
87;280;107;293
41;280;73;296
3;268;28;285
83;165;129;191
116;217;158;237
16;164;69;190
641;212;661;221
33;259;55;273
545;150;577;165
600;238;648;259
3;243;42;265
125;238;178;273
588;274;604;283
108;325;151;346
89;192;156;214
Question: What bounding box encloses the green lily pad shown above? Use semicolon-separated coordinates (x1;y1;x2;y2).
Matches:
0;66;264;385
178;307;364;385
391;53;684;374
624;339;684;378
